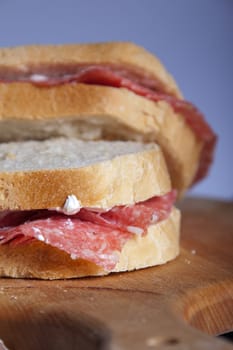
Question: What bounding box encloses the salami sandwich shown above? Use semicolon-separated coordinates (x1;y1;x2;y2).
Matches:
0;138;180;279
0;42;216;194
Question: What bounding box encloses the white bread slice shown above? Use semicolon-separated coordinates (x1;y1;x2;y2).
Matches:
0;42;182;98
0;83;202;193
0;207;180;279
0;138;171;210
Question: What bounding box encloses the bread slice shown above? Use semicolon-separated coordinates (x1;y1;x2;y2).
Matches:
0;138;171;210
0;83;202;193
0;207;180;279
0;42;182;98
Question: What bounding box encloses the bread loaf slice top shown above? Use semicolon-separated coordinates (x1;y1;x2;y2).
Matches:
0;138;171;210
0;42;182;99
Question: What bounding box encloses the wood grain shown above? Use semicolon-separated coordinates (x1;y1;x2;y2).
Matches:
0;197;232;350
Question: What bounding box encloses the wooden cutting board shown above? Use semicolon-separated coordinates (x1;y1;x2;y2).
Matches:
0;197;232;350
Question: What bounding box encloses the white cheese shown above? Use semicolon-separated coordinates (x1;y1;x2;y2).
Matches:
70;253;78;260
37;234;45;242
29;74;48;82
126;226;143;235
55;194;81;215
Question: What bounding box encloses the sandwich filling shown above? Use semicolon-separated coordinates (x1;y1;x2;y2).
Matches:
0;63;217;184
0;190;176;271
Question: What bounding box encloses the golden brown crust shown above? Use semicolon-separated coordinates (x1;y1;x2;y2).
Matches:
0;208;180;279
0;147;171;210
0;241;104;279
0;83;202;193
0;42;182;98
114;207;180;272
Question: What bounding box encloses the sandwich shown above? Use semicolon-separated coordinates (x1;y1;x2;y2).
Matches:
0;42;216;279
0;42;217;194
0;138;180;279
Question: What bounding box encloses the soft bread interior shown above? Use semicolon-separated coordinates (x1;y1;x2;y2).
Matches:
0;117;151;143
0;207;180;279
0;138;171;210
0;83;202;193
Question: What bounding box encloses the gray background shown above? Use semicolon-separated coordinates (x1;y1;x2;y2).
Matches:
0;0;232;199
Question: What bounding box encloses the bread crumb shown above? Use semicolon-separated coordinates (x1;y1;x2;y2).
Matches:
146;336;163;346
5;152;16;160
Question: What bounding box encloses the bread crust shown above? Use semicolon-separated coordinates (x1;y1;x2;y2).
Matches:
0;83;202;193
0;42;181;98
0;208;180;279
0;147;171;210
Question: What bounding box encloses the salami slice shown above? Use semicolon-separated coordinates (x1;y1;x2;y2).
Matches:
0;191;175;270
0;210;39;228
78;190;176;234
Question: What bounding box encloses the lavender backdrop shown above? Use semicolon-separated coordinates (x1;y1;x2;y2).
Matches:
0;0;232;199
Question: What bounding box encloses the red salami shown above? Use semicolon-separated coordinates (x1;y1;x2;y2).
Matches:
0;191;175;270
78;190;176;233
